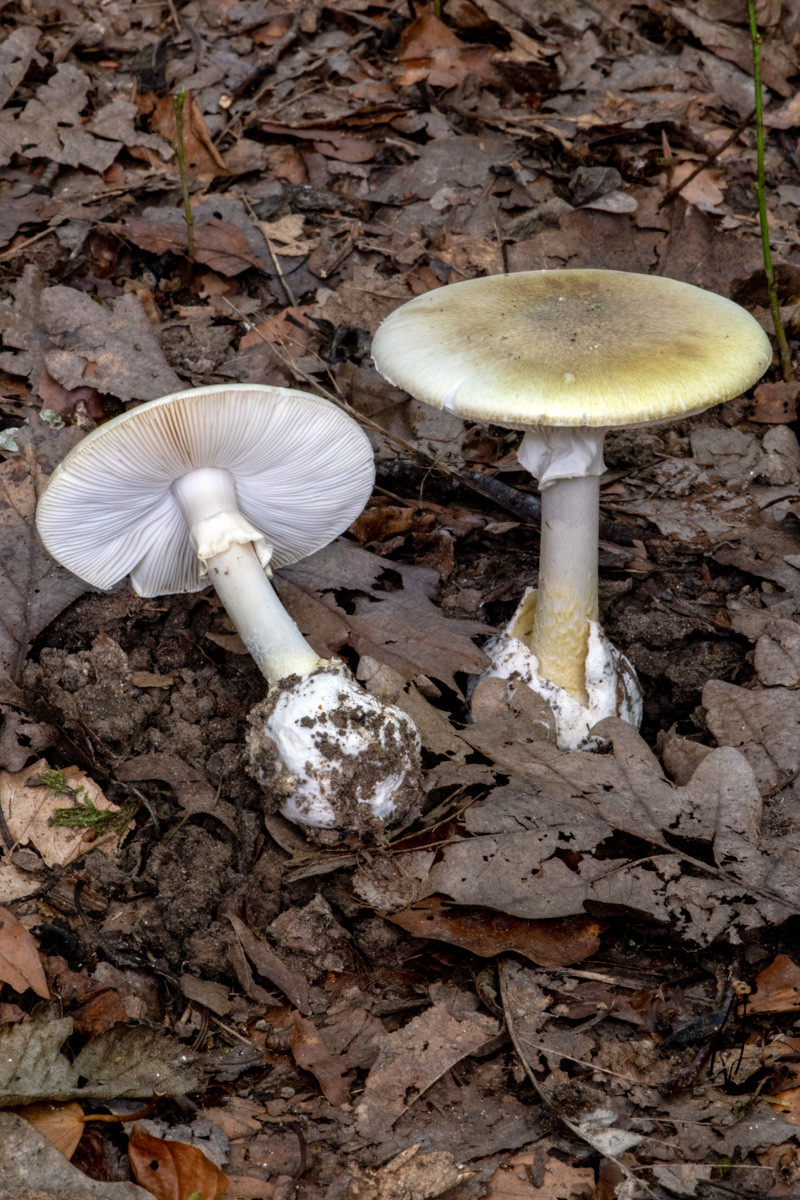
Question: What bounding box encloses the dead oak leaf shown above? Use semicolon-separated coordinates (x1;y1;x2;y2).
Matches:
40;287;182;401
355;1001;499;1141
279;541;489;692
0;266;182;404
0;27;43;109
0;64;122;172
0;904;48;999
0;420;89;682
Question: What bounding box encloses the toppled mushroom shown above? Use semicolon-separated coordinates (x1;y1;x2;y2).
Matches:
372;269;771;750
36;384;421;839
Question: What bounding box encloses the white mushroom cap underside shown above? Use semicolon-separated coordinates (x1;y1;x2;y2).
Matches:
371;269;772;428
36;384;375;596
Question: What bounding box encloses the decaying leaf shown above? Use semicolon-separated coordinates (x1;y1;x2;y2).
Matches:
0;64;123;171
486;1152;594;1200
388;898;605;968
0;1111;151;1199
0;904;48;999
355;682;799;944
0;1012;202;1107
355;1001;500;1141
289;1010;352;1106
1;759;132;870
227;914;310;1014
329;1145;473;1200
0;420;91;681
128;1123;229;1200
280;541;489;692
0;265;182;404
112;211;262;276
749;956;800;1015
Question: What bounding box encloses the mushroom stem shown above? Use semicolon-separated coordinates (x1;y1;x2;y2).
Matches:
532;474;600;705
171;465;321;685
206;542;321;685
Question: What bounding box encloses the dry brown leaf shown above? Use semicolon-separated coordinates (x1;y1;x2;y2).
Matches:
204;631;249;655
0;64;122;171
752;381;800;424
0;421;92;682
149;91;230;183
487;1152;594;1199
227;914;310;1014
0;905;48;999
112;212;261;277
330;1144;472;1200
253;213;318;257
128;1123;230;1200
15;1101;85;1159
749;955;800;1014
0;759;129;869
670;5;797;97
240;304;317;354
289;1010;352;1105
388;898;605;968
355;1002;499;1141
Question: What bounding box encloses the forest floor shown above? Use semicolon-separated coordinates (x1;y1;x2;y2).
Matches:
3;2;800;1198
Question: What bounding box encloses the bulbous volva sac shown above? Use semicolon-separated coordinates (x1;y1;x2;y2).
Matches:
36;383;422;838
372;269;771;751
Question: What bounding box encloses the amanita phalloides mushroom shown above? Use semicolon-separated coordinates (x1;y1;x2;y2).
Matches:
36;383;421;837
372;269;771;750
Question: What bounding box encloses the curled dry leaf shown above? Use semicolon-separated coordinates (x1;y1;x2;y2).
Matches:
128;1123;230;1200
227;914;310;1013
0;904;49;999
148;91;230;183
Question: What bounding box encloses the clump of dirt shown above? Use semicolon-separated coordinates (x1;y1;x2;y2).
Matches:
142;826;236;965
25;634;155;747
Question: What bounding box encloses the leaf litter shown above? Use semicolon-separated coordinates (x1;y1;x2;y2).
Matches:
2;0;800;1196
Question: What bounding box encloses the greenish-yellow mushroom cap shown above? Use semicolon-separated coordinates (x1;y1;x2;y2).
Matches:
371;269;772;428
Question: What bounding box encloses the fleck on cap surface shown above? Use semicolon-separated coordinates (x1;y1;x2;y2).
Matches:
36;384;375;596
371;269;772;428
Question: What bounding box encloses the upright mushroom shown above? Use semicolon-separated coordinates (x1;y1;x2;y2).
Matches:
372;269;771;749
36;383;421;837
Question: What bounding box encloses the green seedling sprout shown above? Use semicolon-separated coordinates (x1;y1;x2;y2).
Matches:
747;0;792;381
